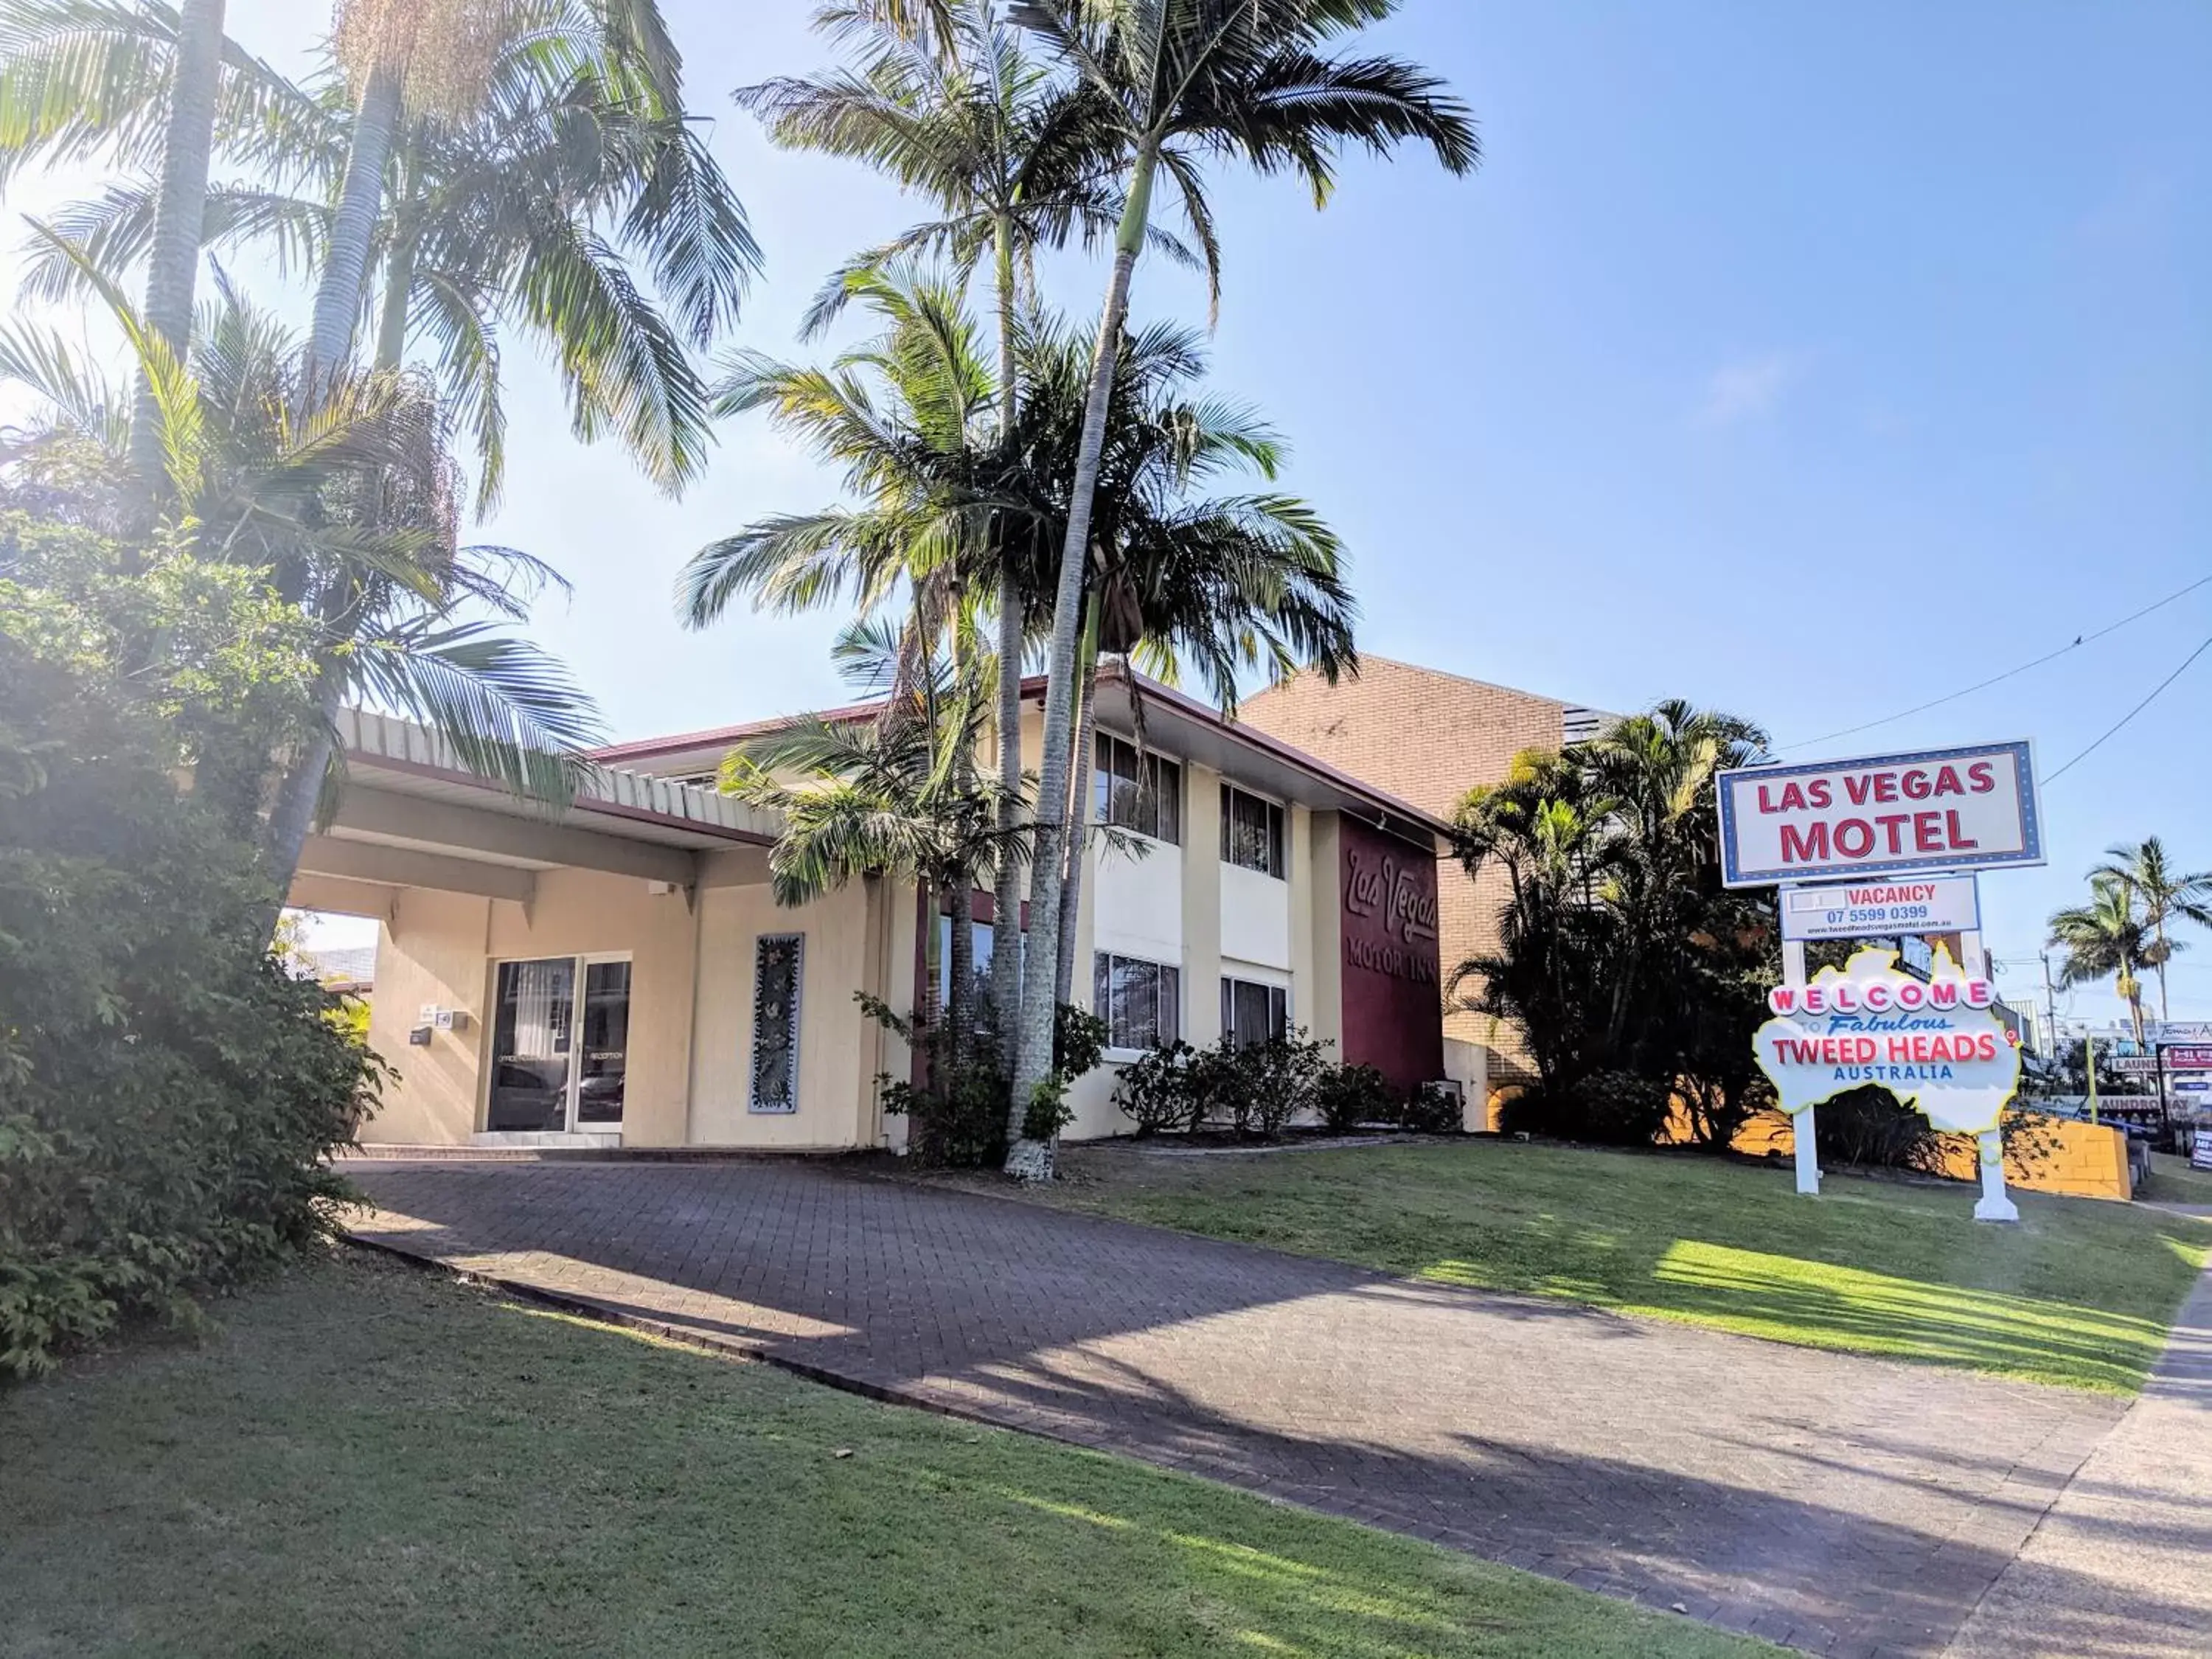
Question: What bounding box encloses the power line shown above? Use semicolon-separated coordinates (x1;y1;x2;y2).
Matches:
2040;631;2212;786
1772;571;2212;756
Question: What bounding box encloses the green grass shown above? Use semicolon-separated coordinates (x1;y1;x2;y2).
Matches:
0;1252;1771;1659
2140;1150;2212;1207
1039;1140;2212;1395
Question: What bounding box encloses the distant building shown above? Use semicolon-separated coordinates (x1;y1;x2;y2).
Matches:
1239;656;1615;1083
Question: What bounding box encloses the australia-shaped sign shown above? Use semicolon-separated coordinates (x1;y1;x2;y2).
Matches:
1753;945;2022;1135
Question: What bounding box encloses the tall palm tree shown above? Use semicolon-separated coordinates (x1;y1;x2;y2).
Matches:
737;0;1196;1073
2092;837;2212;1024
130;0;220;484
720;617;1017;1055
1001;0;1479;1141
1002;309;1355;1007
2;0;755;502
2051;875;2153;1046
0;242;600;907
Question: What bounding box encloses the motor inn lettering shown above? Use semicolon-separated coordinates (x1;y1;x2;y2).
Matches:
1717;742;2043;888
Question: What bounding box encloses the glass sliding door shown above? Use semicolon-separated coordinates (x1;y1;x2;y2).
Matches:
486;956;630;1133
576;961;632;1125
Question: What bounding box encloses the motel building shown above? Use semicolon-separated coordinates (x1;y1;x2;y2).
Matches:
291;667;1485;1153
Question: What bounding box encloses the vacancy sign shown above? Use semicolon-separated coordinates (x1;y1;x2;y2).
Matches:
1780;874;1980;942
1753;945;2022;1135
1717;741;2043;888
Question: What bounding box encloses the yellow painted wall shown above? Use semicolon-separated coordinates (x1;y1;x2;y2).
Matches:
687;877;883;1150
361;862;893;1151
361;888;493;1145
1662;1107;2135;1202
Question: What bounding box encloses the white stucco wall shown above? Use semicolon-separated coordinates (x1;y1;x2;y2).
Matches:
1219;860;1292;971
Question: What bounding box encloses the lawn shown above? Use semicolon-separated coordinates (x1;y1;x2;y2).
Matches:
1038;1139;2212;1394
0;1251;1770;1659
2139;1149;2212;1207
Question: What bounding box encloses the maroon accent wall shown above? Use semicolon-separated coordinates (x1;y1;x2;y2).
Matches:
1338;817;1444;1092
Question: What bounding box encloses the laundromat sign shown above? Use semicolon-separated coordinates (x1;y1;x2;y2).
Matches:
1717;741;2043;888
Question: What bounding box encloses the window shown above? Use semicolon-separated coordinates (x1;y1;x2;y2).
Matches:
933;915;997;1030
1220;785;1285;878
1221;977;1290;1049
1093;953;1181;1051
1094;733;1181;844
750;933;804;1113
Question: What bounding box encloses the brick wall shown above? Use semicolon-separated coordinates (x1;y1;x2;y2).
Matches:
1239;658;1579;1074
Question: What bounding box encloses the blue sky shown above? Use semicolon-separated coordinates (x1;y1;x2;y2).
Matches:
4;0;2208;1022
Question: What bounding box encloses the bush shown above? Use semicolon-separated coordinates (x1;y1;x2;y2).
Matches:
863;996;1108;1168
1;518;378;1379
1315;1063;1396;1133
1497;1069;1674;1146
1394;1082;1466;1135
1810;1085;1943;1173
1114;1042;1200;1136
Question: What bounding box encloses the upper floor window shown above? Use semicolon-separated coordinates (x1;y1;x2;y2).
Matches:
1095;733;1181;844
1220;785;1285;878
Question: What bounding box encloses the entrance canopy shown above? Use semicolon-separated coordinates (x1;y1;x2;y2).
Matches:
290;709;783;921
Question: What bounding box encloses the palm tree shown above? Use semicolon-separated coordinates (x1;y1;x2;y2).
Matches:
720;618;1017;1057
1001;310;1355;1007
2092;837;2212;1024
2051;875;2153;1046
2;0;756;503
0;243;601;910
737;0;1194;1074
1002;0;1480;1140
131;0;221;484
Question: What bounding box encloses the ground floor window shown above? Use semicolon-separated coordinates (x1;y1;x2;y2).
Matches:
750;933;804;1113
1095;953;1181;1051
487;956;630;1133
1221;976;1290;1049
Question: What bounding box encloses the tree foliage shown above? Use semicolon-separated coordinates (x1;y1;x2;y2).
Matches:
0;512;379;1378
1452;702;1775;1148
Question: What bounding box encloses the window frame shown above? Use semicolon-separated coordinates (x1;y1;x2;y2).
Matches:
1093;732;1183;846
1219;782;1287;879
1092;951;1183;1054
1220;975;1291;1050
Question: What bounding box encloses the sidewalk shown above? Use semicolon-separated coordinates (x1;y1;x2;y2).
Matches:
1948;1222;2212;1658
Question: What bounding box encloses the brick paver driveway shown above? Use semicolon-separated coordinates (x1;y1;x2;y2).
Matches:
346;1158;2131;1658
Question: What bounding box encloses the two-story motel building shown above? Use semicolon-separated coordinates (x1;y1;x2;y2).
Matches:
293;666;1475;1152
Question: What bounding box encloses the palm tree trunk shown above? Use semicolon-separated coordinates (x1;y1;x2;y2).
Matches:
374;159;422;370
1054;644;1100;1004
989;212;1026;1077
130;0;225;493
948;875;975;1068
257;669;344;939
1005;142;1158;1176
308;63;403;383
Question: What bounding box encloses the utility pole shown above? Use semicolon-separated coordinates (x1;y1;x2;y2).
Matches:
2042;950;2062;1060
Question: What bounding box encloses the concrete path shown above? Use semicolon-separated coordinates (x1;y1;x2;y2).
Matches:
344;1158;2136;1658
1947;1235;2212;1658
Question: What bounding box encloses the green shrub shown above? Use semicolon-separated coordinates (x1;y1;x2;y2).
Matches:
1497;1069;1673;1147
862;995;1107;1167
1315;1062;1396;1133
1393;1082;1466;1135
1181;1029;1332;1140
1113;1042;1200;1136
0;517;379;1378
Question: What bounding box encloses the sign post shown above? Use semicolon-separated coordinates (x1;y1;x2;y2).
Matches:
1778;905;1819;1194
1719;742;2044;1219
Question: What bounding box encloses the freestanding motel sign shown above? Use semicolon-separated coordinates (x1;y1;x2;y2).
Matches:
1716;741;2046;1220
